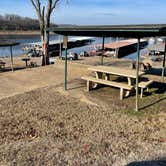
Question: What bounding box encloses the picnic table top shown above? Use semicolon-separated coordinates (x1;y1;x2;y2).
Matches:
21;58;31;61
88;65;145;78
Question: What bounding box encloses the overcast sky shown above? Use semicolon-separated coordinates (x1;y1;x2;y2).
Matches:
0;0;166;25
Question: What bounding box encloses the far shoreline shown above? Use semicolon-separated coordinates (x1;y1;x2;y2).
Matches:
0;31;55;36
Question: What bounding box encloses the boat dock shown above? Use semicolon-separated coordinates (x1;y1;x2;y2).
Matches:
25;37;93;46
23;37;94;54
91;39;148;58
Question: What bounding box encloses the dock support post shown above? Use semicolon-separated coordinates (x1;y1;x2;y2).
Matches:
59;35;62;57
101;37;105;65
136;38;140;111
162;40;166;82
115;48;119;58
63;36;68;90
65;48;68;90
10;46;14;72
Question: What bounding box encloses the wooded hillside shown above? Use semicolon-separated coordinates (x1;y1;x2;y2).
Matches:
0;14;53;31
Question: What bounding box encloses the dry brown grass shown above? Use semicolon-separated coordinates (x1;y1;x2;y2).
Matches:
0;81;166;165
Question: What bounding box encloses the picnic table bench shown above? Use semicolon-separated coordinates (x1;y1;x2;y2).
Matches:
82;76;134;100
138;80;153;98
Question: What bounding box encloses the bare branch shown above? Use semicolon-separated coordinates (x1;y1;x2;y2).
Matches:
36;0;41;12
31;0;41;11
31;0;43;21
51;0;60;12
31;0;38;10
47;0;52;13
42;6;45;19
45;0;52;28
42;6;45;26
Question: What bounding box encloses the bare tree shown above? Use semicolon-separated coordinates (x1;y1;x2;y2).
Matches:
31;0;60;65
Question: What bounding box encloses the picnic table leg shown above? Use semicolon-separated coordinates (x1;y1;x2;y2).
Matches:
92;72;103;88
120;88;124;100
25;61;28;67
96;72;103;79
87;80;90;91
105;73;110;80
125;77;132;97
140;88;144;98
10;46;14;72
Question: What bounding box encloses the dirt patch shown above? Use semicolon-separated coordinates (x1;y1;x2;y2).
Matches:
55;86;98;106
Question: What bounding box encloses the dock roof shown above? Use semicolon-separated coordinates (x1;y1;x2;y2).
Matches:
92;39;146;49
0;40;19;47
104;41;134;49
47;24;166;37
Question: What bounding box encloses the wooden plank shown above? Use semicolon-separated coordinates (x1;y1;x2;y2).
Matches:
81;76;133;90
88;66;145;78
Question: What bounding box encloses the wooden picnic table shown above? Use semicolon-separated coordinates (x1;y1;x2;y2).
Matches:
88;65;145;96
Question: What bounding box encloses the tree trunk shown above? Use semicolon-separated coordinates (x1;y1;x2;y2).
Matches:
42;30;50;65
31;0;61;66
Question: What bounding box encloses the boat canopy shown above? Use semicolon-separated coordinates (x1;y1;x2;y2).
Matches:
0;40;19;47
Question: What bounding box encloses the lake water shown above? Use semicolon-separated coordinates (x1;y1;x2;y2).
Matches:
0;34;151;59
0;34;58;57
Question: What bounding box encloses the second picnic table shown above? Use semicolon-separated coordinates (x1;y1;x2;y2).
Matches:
21;58;31;67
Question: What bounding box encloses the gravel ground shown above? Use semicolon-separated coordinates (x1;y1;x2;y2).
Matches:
0;83;166;166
